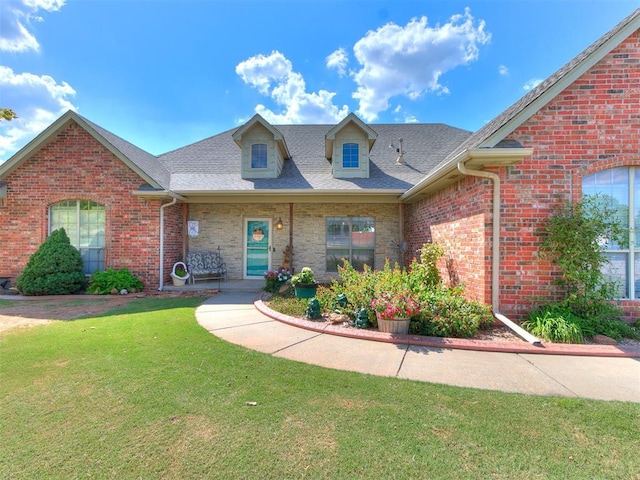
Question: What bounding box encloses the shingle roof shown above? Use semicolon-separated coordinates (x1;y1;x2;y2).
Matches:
159;123;471;192
79;115;171;189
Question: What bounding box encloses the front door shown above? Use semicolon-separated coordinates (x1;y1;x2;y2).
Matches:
244;218;272;278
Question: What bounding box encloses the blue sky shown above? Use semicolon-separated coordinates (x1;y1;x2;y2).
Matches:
0;0;637;161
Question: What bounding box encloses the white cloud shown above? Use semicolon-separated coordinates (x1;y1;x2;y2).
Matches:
499;64;509;76
351;8;490;121
0;0;65;52
0;66;77;160
523;78;543;91
326;48;349;77
236;50;348;124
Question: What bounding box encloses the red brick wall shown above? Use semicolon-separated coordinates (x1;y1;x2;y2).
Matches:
404;176;491;303
0;120;184;290
405;30;640;319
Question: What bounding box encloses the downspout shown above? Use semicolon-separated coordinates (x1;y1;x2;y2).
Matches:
457;161;541;346
158;197;178;291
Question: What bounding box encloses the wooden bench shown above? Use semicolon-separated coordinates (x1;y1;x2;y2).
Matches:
186;248;227;285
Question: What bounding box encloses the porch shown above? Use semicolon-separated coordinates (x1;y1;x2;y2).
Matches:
162;279;264;293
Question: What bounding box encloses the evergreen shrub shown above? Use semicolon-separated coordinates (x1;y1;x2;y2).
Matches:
16;228;86;295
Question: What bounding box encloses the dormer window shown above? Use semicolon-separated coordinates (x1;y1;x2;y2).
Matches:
325;113;377;179
251;144;268;168
233;114;291;180
343;143;359;169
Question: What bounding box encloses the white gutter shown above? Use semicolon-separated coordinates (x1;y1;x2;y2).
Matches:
457;161;542;346
158;196;178;291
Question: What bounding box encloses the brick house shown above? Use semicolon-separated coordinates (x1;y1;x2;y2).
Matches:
1;9;638;320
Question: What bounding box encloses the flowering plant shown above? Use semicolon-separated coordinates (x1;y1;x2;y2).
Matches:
263;267;292;293
290;267;316;287
371;290;420;320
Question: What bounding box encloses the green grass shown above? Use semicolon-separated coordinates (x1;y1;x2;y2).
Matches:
1;297;639;479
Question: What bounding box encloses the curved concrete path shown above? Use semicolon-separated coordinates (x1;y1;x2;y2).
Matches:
196;291;640;403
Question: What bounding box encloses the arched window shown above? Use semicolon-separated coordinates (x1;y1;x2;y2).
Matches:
50;200;105;275
582;167;640;298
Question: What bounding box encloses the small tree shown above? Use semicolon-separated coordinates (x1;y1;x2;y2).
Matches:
538;195;627;317
17;228;86;295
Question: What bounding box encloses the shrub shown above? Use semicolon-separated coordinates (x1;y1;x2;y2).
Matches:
522;308;584;344
16;228;86;295
88;268;143;295
331;260;377;318
411;287;493;338
408;242;444;293
524;302;640;343
538;195;626;318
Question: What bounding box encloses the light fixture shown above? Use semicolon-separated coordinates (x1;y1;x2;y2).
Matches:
275;217;284;230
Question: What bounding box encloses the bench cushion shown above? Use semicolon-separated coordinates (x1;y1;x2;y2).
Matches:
187;251;226;276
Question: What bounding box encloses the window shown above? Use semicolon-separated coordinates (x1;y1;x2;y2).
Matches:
251;143;267;168
582;167;639;298
326;217;374;272
342;143;359;168
50;200;105;275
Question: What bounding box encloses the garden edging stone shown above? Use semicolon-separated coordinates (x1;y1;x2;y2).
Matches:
254;300;640;359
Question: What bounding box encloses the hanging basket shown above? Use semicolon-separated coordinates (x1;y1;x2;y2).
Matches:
170;261;190;286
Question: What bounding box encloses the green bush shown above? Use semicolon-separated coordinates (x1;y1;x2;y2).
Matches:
408;242;444;293
88;268;143;295
522;307;584;343
16;228;86;295
524;302;640;343
330;260;377;318
411;287;493;338
538;195;626;318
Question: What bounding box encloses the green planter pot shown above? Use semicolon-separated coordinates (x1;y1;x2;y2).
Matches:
294;283;318;299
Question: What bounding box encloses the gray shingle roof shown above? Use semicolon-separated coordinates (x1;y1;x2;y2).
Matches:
79;114;171;189
159;123;471;192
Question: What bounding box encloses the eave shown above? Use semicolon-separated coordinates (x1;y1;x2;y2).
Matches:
132;189;187;201
400;148;533;204
171;189;405;204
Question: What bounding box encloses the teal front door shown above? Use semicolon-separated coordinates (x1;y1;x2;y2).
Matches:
245;219;271;278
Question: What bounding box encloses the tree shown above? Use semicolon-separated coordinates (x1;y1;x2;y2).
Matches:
0;108;18;121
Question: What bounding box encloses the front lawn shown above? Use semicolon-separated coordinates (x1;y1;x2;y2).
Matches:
1;297;638;479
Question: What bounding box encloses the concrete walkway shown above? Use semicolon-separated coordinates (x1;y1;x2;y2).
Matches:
196;291;640;403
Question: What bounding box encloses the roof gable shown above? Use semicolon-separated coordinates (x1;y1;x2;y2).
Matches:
325;112;378;159
232;113;291;160
439;8;640;166
0;110;170;189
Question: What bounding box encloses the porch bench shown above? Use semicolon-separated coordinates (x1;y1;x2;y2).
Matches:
186;248;227;284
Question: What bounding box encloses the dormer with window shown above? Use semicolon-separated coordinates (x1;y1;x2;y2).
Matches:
325;113;377;179
233;114;291;179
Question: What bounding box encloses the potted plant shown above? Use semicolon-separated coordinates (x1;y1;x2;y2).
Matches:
290;267;318;298
371;290;420;334
263;267;292;293
170;262;190;286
